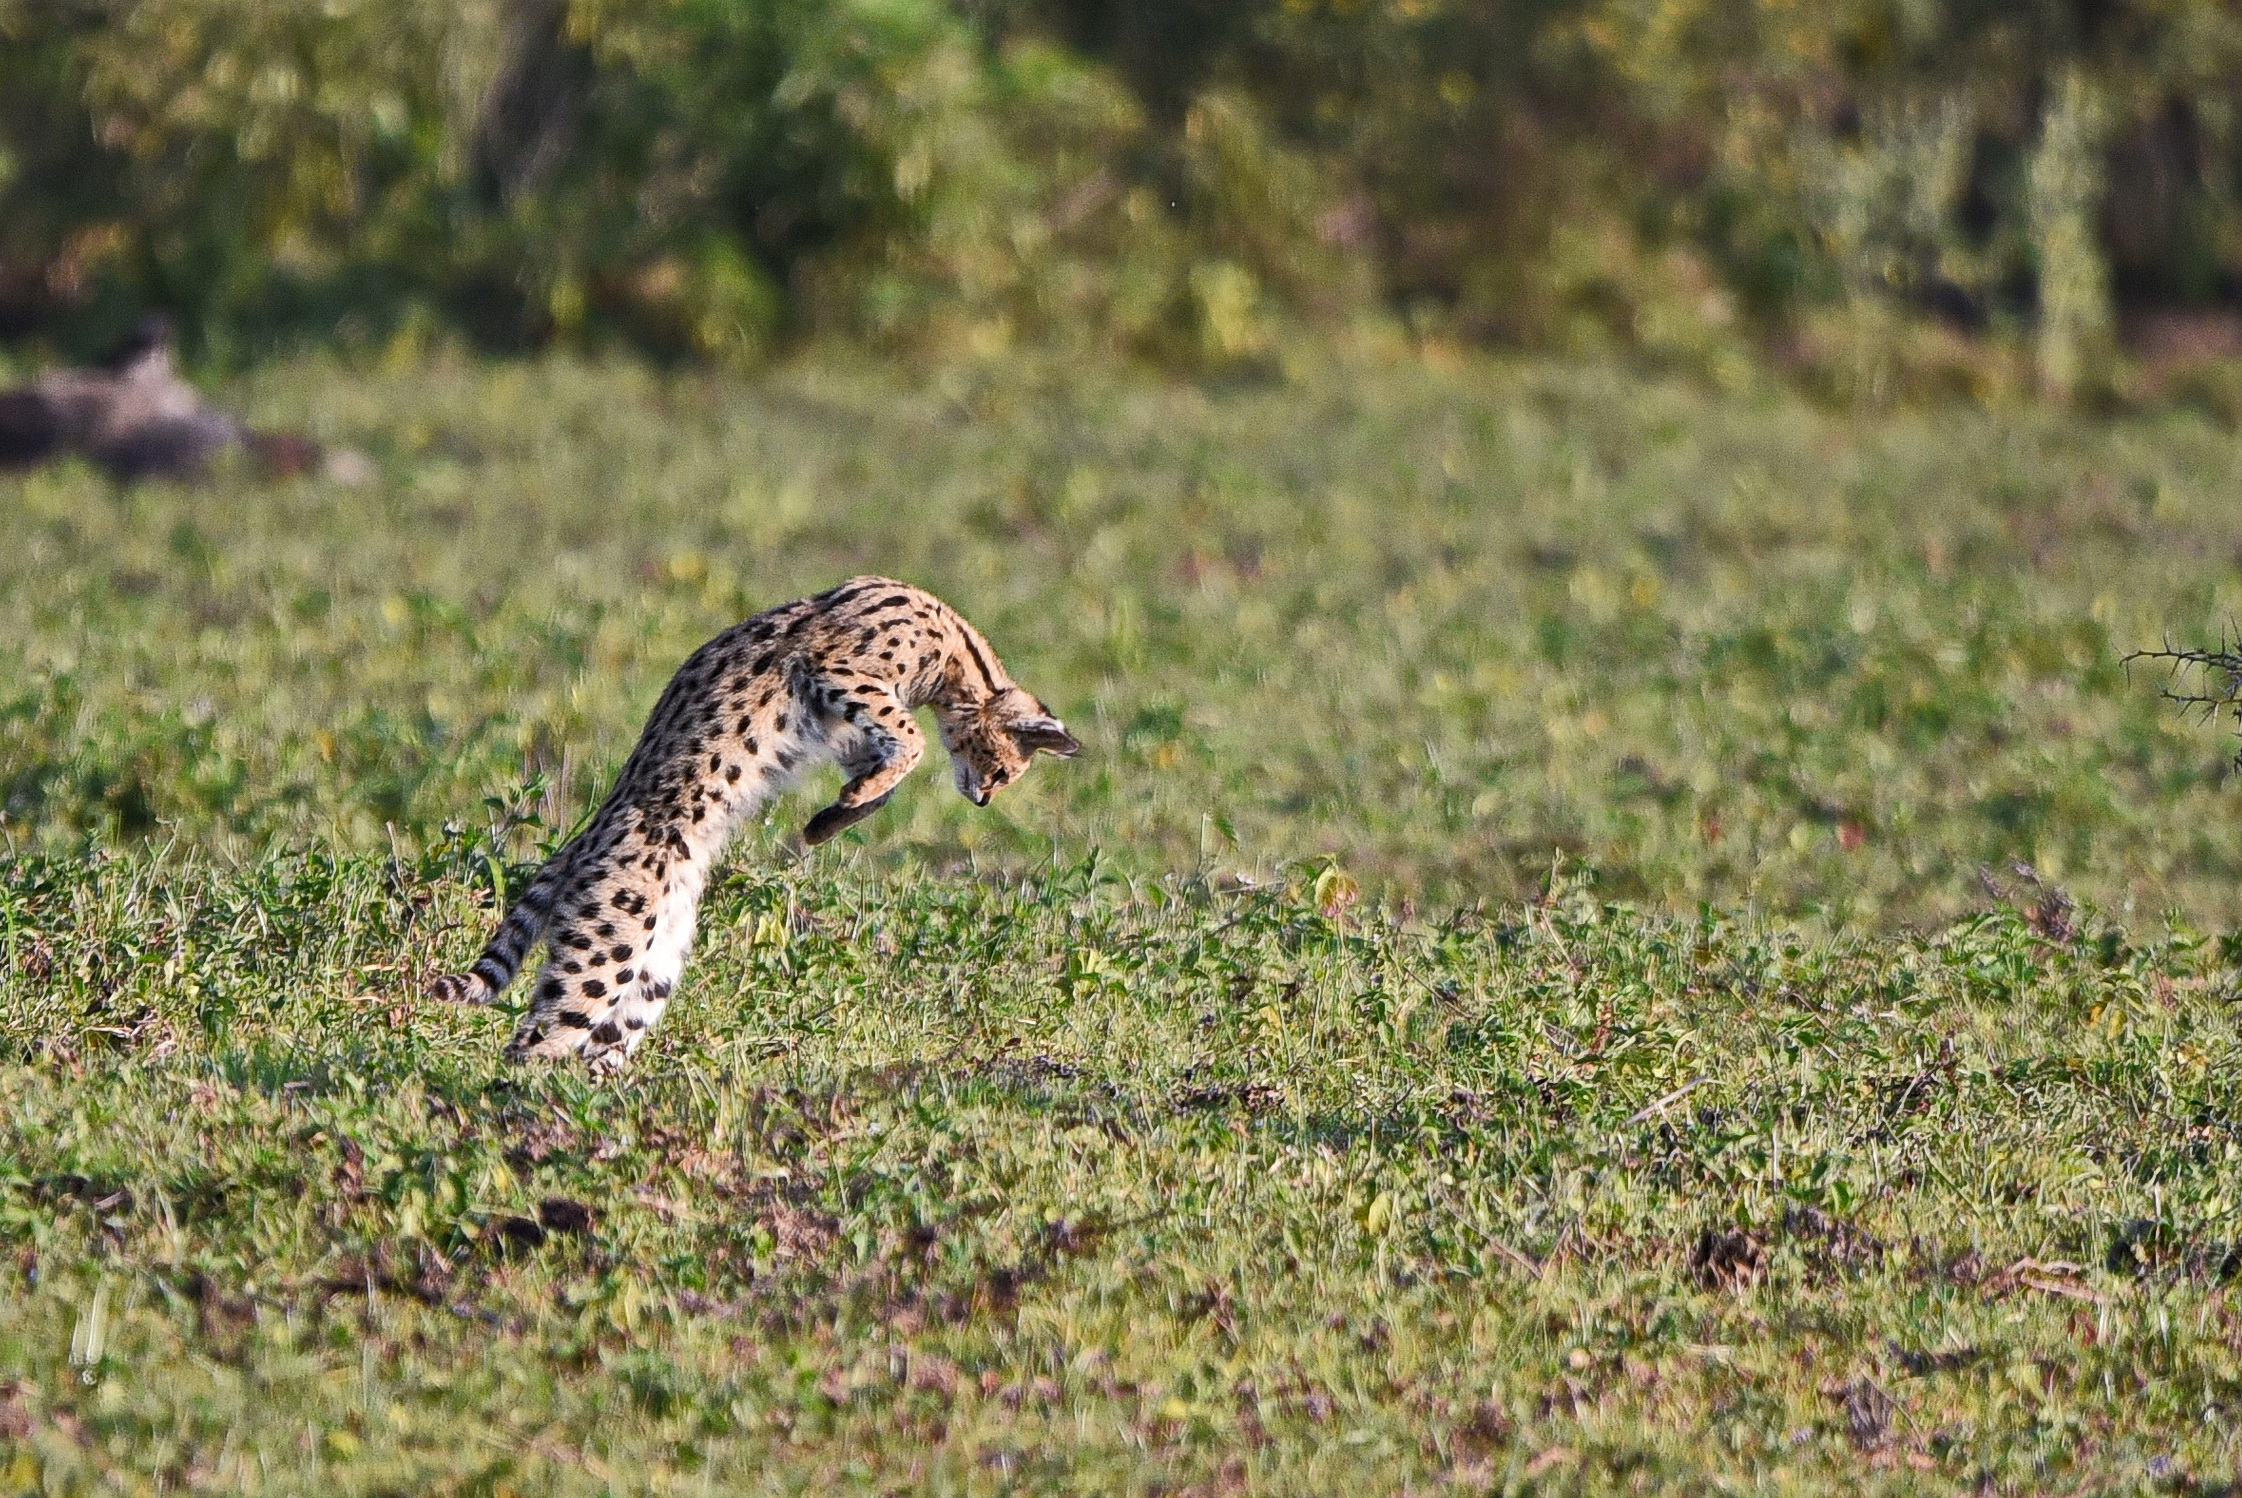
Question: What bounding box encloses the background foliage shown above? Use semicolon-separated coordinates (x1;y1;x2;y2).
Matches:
10;0;2242;391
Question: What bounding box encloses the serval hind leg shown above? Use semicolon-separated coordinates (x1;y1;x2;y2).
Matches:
505;856;665;1066
582;882;699;1074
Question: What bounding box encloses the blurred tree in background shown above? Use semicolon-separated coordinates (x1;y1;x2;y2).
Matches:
5;0;2242;396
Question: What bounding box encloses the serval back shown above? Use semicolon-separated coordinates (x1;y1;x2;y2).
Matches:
428;577;1079;1073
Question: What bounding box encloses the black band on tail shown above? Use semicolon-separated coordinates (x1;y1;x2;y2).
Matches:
431;849;571;1005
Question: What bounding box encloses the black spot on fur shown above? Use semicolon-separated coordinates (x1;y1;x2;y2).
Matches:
555;1009;594;1029
591;1022;623;1045
581;979;607;998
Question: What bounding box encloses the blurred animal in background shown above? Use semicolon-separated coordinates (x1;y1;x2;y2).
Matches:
0;316;372;484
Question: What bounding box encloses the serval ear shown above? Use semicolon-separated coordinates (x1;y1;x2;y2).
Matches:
1007;714;1081;758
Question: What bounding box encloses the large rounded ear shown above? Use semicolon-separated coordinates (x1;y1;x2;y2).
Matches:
1008;715;1081;758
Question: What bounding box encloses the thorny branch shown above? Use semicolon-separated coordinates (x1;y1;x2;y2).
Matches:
2126;627;2242;767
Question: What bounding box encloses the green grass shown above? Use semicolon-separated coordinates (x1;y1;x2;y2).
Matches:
7;348;2242;1493
8;347;2242;922
8;855;2242;1493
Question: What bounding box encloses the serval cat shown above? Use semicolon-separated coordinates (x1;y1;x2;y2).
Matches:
429;577;1079;1072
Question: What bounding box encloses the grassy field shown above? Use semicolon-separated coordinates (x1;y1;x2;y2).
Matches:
10;347;2242;923
7;348;2242;1492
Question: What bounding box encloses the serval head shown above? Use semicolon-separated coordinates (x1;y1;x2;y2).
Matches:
939;686;1079;806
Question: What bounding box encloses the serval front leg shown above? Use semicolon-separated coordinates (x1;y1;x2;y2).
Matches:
802;688;925;845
